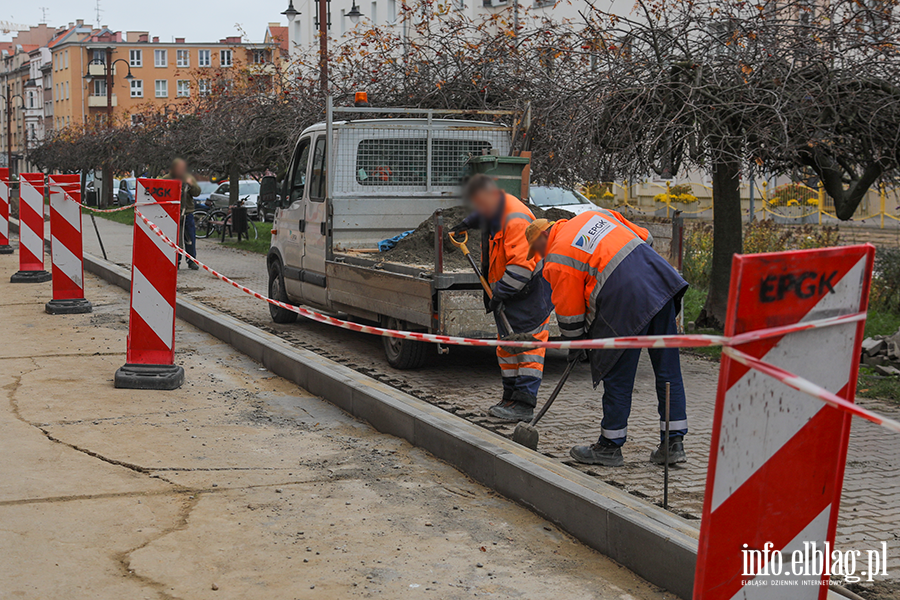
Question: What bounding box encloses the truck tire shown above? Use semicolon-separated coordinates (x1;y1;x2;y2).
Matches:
268;261;299;324
381;317;428;369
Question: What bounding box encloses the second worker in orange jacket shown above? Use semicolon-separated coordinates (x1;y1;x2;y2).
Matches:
451;175;553;422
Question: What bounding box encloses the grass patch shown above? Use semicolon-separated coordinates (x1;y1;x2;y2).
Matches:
682;287;722;360
857;367;900;405
83;205;135;226
863;308;900;339
217;221;272;255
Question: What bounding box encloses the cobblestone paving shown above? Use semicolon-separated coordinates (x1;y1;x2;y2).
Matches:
77;218;900;576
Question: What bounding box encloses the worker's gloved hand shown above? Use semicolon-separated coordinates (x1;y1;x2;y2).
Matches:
487;296;504;314
568;347;587;363
449;221;468;235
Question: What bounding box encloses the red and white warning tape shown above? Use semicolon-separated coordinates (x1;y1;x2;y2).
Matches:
81;201;180;213
134;208;898;433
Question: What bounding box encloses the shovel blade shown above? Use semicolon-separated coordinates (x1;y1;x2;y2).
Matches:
512;422;540;450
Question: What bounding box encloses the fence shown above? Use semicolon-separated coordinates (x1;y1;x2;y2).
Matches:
583;180;900;228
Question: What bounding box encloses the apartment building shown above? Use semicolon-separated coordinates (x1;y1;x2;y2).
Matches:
49;28;279;130
278;0;633;63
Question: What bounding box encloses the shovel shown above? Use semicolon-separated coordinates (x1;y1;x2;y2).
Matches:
449;231;532;352
513;359;578;450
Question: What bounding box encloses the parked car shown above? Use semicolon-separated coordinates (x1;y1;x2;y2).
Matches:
528;185;596;215
208;180;260;219
194;181;219;212
117;178;136;205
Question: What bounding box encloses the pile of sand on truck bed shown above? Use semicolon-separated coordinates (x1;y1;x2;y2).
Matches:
381;204;578;271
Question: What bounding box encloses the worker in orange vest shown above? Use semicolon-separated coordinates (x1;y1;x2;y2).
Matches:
526;212;689;467
451;175;553;422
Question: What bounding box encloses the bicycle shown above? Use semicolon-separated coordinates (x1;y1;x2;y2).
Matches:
195;198;258;241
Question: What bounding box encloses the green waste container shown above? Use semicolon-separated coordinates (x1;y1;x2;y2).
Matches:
465;155;530;198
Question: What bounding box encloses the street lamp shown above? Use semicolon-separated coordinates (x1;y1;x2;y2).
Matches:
82;54;134;206
346;1;363;24
0;86;25;176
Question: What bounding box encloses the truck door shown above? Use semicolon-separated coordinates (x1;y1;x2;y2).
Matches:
279;136;311;298
302;134;328;306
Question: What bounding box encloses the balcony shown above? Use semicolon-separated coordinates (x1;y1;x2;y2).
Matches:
88;63;119;77
88;94;118;107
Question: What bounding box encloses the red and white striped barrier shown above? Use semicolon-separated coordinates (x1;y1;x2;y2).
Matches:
114;179;183;390
694;245;876;600
10;173;51;283
0;168;12;255
46;174;92;314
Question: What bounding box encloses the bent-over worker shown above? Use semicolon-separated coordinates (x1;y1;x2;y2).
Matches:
525;211;689;467
451;175;553;422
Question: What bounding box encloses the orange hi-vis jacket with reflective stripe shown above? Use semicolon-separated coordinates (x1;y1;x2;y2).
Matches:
541;210;687;385
488;194;540;294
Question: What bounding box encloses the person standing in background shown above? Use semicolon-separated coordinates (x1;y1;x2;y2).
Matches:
163;158;201;270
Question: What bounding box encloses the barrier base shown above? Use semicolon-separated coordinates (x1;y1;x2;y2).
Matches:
115;363;184;390
0;244;13;255
45;298;93;315
11;269;52;283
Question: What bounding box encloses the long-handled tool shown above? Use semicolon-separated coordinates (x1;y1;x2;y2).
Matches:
449;230;517;336
513;359;577;450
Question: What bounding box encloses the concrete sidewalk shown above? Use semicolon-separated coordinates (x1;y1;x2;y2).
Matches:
0;252;676;599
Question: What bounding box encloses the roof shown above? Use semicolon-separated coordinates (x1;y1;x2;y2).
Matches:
266;25;289;55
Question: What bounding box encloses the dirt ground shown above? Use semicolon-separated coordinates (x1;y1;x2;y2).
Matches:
382;204;578;270
0;253;674;600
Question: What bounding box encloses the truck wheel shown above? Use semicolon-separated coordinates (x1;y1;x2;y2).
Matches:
381;317;428;369
268;261;298;324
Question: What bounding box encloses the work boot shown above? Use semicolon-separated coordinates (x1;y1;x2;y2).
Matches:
650;435;686;465
569;442;624;467
188;261;200;270
489;401;533;422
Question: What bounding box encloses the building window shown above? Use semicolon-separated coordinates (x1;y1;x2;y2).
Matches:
92;79;107;96
252;49;269;64
154;49;167;67
129;49;143;67
65;81;70;99
64;50;69;69
155;79;168;98
176;49;190;67
198;49;211;67
220;49;233;67
93;49;106;63
130;79;144;98
388;0;396;22
131;114;145;126
198;79;210;96
176;80;190;97
371;1;377;23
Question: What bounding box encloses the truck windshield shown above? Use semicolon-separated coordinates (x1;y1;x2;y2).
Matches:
356;138;492;187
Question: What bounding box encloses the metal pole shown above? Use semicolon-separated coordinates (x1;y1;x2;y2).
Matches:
748;176;755;224
89;212;108;261
6;87;12;175
104;48;114;208
664;381;670;510
319;0;329;93
434;208;443;274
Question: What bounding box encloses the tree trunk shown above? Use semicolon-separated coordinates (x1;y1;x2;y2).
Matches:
229;164;240;207
697;156;742;330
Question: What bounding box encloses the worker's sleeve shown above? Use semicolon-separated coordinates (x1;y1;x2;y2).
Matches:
606;209;653;246
543;263;589;339
188;181;202;198
492;219;537;300
459;211;480;231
